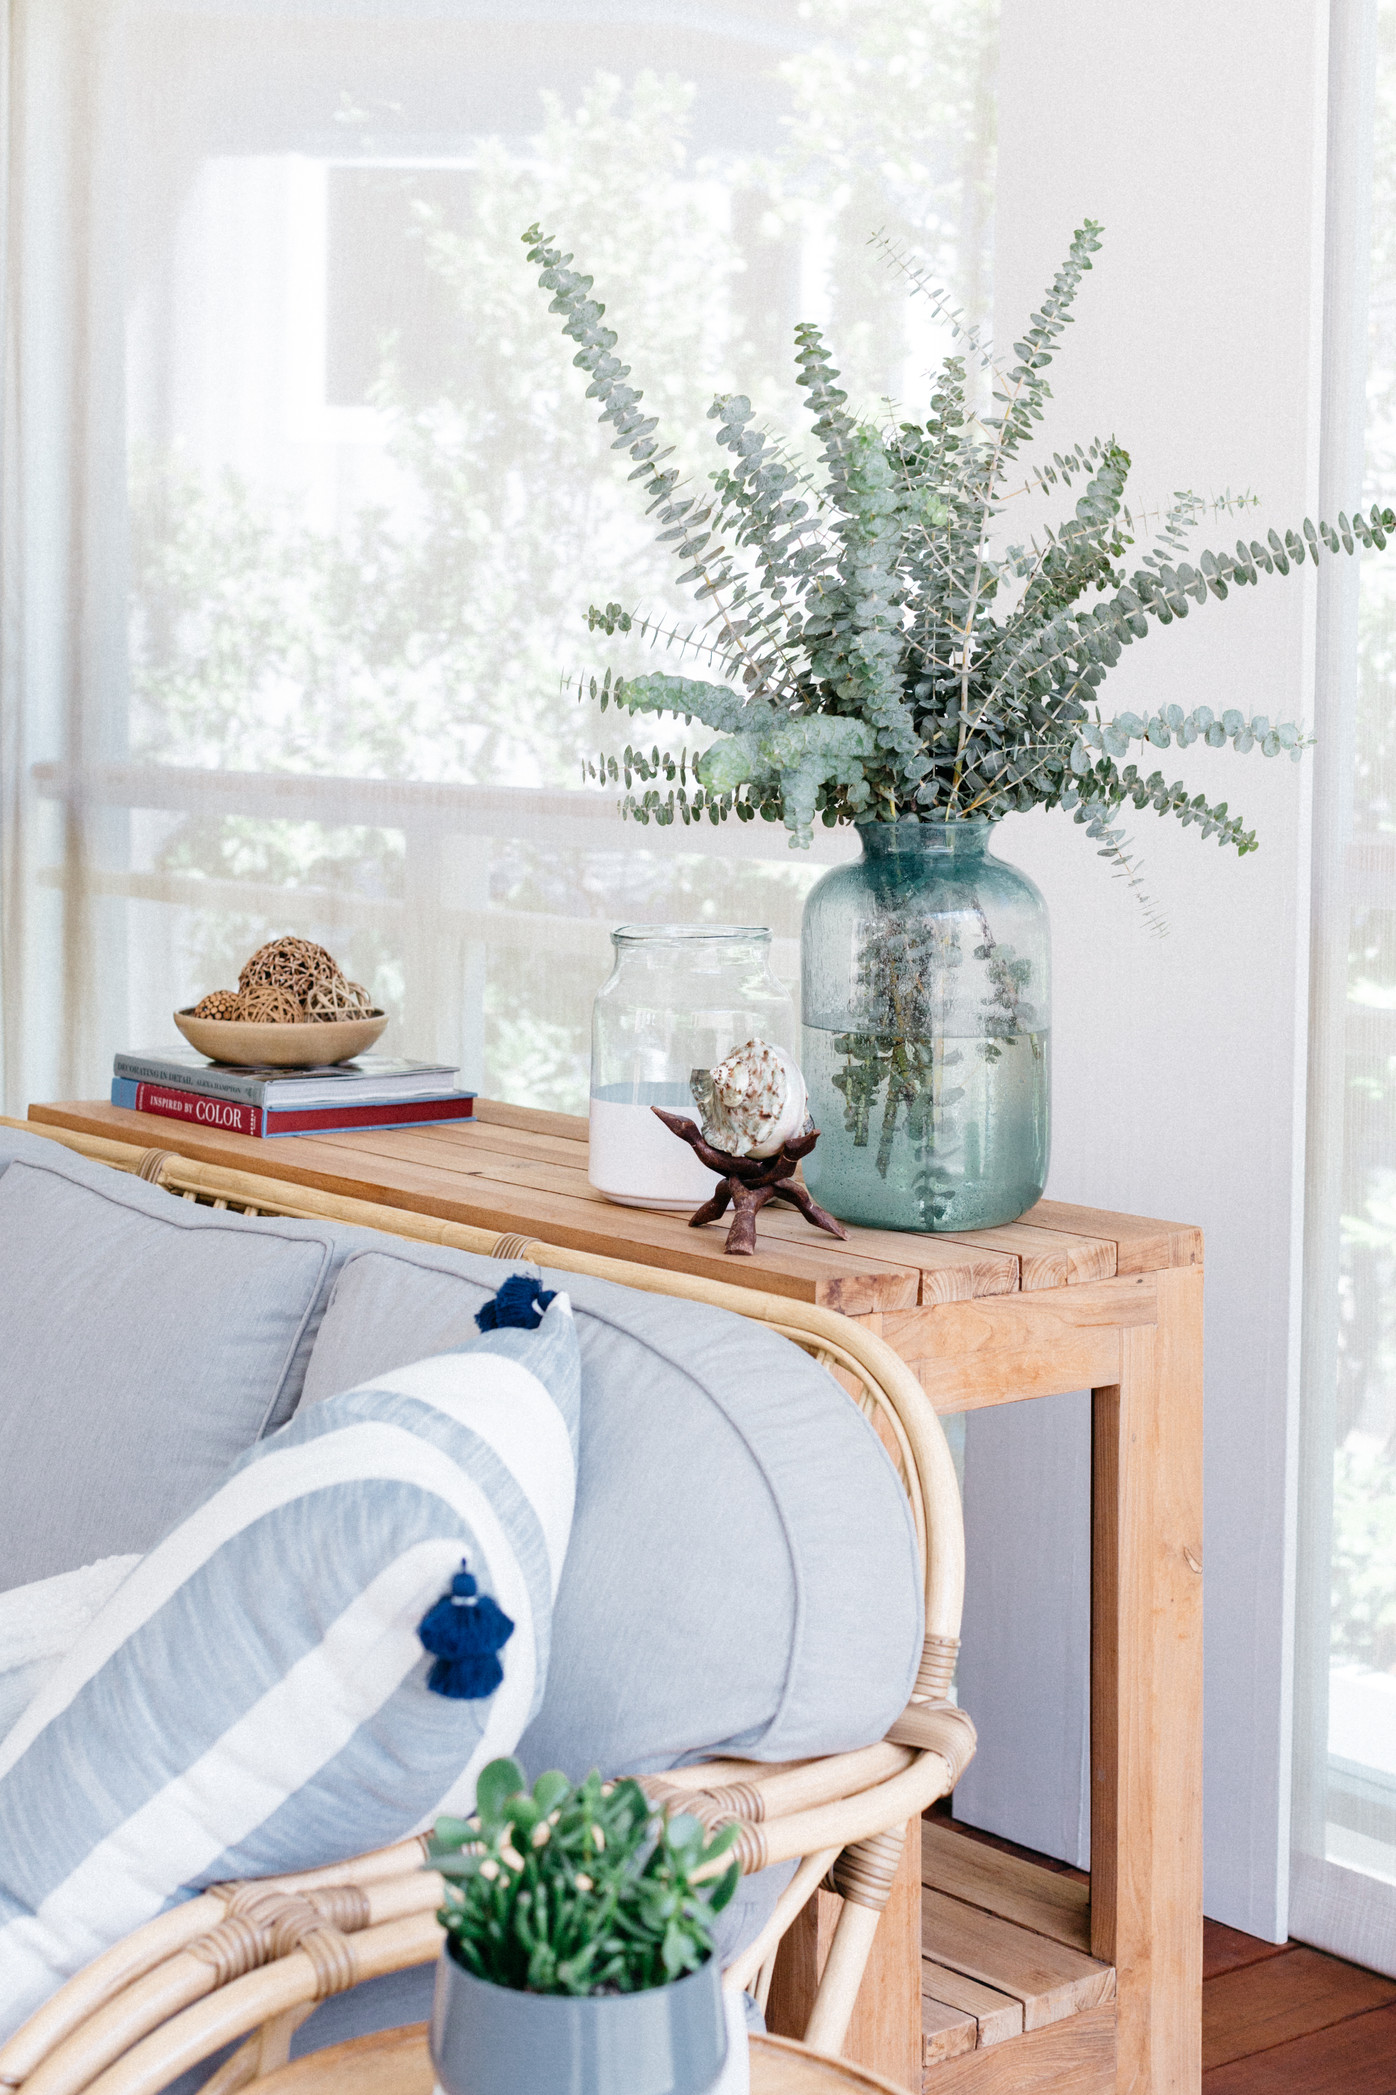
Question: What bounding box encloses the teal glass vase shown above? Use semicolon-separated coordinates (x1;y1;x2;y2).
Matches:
801;820;1050;1233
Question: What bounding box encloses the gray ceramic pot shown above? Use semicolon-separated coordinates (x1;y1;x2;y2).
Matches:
430;1948;728;2095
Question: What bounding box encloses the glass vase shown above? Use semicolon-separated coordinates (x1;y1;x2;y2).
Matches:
801;821;1050;1232
589;924;795;1209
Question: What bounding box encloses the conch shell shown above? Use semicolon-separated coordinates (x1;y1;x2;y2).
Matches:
691;1039;809;1159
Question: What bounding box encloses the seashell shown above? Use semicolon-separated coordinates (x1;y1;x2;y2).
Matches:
692;1038;809;1158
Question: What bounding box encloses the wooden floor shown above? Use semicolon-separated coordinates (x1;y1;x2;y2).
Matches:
1201;1924;1396;2091
936;1814;1396;2091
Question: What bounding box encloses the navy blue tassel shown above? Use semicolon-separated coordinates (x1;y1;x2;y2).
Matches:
475;1274;556;1332
418;1560;515;1699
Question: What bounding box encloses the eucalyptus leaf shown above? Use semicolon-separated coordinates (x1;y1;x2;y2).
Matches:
524;219;1386;902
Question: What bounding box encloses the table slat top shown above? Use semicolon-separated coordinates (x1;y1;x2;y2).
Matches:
31;1098;1202;1310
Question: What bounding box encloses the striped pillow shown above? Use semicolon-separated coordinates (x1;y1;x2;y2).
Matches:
0;1291;579;2039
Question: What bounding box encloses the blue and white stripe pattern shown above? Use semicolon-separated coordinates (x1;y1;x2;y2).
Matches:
0;1294;579;2039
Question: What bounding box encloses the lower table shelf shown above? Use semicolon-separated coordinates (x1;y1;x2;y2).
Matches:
919;1820;1115;2093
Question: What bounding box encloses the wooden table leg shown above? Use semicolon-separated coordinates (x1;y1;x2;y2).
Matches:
1091;1263;1204;2094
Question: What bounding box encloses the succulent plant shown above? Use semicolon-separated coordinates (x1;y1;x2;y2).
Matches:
430;1758;739;1998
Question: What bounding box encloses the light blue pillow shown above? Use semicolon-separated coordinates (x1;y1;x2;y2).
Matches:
302;1245;923;1773
0;1293;580;2042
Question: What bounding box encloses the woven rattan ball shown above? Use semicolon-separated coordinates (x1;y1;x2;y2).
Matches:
235;985;305;1024
305;977;374;1021
238;937;342;1006
191;990;241;1021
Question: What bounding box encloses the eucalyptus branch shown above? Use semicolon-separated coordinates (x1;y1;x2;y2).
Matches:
525;217;1388;889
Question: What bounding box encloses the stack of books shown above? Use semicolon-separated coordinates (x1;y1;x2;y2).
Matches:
111;1048;476;1139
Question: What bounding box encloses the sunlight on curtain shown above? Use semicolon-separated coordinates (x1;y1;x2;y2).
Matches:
1293;0;1396;1977
0;0;997;1113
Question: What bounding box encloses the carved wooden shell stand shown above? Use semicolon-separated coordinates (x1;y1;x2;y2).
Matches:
650;1106;849;1256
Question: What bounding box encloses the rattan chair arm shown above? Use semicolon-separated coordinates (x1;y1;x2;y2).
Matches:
16;1879;441;2095
72;1913;441;2095
643;1742;915;1830
0;1898;228;2091
729;1745;971;1876
0;1121;153;1180
0;1843;430;2094
632;1755;811;1793
721;1846;842;1999
0;1125;507;1257
885;1699;977;1774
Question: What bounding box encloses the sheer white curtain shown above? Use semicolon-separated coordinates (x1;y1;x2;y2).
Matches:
0;0;998;1116
1293;0;1396;1980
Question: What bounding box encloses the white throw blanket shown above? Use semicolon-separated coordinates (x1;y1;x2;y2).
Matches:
0;1557;141;1741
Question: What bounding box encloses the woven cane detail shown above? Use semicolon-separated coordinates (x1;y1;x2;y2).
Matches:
190;1886;368;1998
491;1234;538;1261
135;1148;174;1186
885;1699;978;1784
305;1884;372;1934
830;1826;905;1912
684;1782;765;1828
915;1633;960;1702
732;1822;768;1874
185;1915;269;1988
290;1922;357;1999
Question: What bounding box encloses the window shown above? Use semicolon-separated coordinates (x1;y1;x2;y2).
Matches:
3;0;998;1112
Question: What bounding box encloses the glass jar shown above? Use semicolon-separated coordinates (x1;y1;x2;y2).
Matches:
589;925;796;1208
801;821;1050;1232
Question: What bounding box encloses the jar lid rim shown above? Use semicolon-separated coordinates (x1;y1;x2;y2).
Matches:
610;923;771;942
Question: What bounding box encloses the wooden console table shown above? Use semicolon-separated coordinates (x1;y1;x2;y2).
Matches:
32;1098;1203;2095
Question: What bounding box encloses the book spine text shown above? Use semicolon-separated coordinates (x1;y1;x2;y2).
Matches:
112;1056;266;1104
114;1079;266;1136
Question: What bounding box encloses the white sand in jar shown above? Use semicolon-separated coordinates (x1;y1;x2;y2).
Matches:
588;1097;721;1209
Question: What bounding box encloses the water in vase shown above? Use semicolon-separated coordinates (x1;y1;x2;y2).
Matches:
801;1024;1051;1233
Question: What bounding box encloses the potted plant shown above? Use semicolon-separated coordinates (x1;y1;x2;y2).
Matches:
429;1757;741;2095
524;219;1394;1232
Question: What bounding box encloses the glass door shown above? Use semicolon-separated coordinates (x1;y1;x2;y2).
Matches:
1293;0;1396;1976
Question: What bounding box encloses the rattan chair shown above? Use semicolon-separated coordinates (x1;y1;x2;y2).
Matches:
0;1118;976;2095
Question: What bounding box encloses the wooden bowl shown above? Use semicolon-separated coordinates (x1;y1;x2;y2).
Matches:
173;1009;388;1068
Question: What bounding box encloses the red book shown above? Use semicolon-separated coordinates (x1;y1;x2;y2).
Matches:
115;1080;476;1138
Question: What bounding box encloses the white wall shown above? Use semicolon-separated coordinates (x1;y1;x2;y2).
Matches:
955;0;1331;1937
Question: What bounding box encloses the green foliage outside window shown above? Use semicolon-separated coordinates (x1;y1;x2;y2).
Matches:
128;12;999;1102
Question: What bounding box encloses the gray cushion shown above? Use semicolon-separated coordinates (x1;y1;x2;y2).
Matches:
302;1243;923;1775
0;1145;363;1589
0;1125;82;1176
